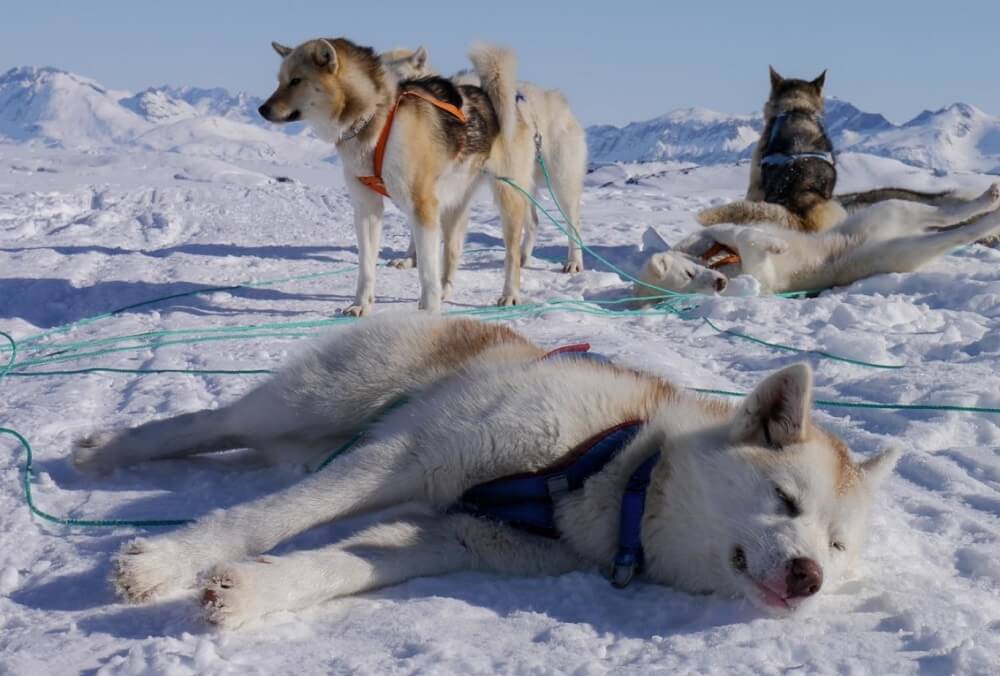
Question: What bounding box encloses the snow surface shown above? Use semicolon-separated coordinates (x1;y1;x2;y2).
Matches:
1;76;1000;675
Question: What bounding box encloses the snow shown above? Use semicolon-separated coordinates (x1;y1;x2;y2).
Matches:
1;68;999;675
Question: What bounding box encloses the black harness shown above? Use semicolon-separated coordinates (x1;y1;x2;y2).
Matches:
451;346;661;588
759;111;836;168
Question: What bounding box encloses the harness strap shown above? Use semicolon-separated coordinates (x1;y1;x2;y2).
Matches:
761;111;836;169
701;241;741;270
358;90;467;198
611;451;661;588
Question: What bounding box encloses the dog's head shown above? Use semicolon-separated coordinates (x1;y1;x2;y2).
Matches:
764;67;827;118
636;250;728;298
660;364;900;615
380;46;432;81
260;39;386;140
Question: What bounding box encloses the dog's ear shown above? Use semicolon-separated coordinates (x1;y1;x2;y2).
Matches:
769;65;784;90
313;39;338;71
859;446;901;489
642;226;671;253
732;363;813;446
811;70;827;91
412;46;428;69
272;42;293;58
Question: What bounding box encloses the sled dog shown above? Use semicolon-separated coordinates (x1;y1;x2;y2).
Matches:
259;38;537;314
75;314;898;629
381;48;588;274
635;184;1000;300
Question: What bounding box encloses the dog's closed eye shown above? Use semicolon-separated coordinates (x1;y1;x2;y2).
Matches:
289;77;302;87
775;485;801;518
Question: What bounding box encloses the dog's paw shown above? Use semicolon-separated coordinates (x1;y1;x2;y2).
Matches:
341;303;371;318
71;432;118;475
387;256;416;270
112;537;195;603
561;260;583;274
201;559;284;629
496;294;520;307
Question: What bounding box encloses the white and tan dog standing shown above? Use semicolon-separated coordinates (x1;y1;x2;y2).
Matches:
260;38;538;314
75;314;899;629
380;48;588;274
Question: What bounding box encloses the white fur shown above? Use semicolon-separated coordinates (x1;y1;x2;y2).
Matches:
76;314;897;629
637;185;1000;297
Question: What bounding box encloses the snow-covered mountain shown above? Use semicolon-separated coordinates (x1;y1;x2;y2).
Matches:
2;65;999;174
0;66;320;162
0;66;150;146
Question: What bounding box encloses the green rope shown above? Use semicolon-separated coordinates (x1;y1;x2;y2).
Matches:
1;427;192;528
699;317;904;370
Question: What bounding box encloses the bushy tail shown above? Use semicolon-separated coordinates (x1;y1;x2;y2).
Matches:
696;200;803;229
469;43;518;144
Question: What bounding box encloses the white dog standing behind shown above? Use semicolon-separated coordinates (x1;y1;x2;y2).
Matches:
75;314;899;629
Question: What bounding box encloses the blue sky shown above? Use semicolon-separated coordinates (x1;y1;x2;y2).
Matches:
2;1;998;127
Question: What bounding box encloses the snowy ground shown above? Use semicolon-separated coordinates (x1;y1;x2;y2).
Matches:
1;142;998;675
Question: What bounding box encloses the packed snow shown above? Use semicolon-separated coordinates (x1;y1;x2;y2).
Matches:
0;66;999;675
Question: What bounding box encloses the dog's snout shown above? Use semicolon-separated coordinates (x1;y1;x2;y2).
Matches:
786;557;823;598
258;104;271;120
714;277;727;293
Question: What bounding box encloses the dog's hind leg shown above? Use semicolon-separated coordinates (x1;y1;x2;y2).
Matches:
519;203;539;267
199;512;581;628
542;135;586;272
908;183;1000;230
492;173;531;306
834;206;1000;284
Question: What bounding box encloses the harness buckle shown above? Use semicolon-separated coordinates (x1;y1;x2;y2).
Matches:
546;473;570;496
533;131;543;160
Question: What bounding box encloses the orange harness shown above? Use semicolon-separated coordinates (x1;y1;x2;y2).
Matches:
700;242;741;269
358;90;467;198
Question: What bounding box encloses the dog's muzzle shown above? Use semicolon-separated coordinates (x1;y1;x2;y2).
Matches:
258;104;301;123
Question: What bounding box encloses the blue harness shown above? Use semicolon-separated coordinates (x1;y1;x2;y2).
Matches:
452;345;661;588
759;111;836;168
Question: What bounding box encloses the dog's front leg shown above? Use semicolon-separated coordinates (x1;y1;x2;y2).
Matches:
408;184;443;312
112;435;426;604
344;182;385;317
199;513;582;629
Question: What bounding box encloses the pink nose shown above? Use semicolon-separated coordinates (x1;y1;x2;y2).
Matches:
786;557;823;598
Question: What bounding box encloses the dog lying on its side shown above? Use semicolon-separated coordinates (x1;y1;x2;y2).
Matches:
75;314;898;629
635;184;1000;300
379;47;589;274
259;39;537;314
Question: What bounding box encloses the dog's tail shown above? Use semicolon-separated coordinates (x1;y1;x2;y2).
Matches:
696;200;804;230
469;43;518;144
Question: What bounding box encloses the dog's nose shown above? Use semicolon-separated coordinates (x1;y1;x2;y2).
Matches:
786;557;823;598
714;277;727;292
258;104;271;120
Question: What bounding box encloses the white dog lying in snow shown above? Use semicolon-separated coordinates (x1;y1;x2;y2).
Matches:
635;183;1000;301
75;314;898;629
